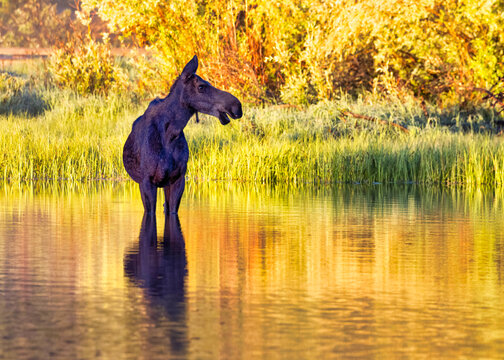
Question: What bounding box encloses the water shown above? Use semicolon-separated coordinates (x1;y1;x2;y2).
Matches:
0;182;503;359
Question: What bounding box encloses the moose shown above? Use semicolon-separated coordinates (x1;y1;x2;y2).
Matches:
123;56;242;214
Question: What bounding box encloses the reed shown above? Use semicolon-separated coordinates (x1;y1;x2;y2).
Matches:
1;87;503;187
186;103;504;187
0;89;136;181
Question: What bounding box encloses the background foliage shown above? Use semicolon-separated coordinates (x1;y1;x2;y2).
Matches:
78;0;504;106
0;72;47;115
2;0;504;106
0;0;74;47
47;33;129;96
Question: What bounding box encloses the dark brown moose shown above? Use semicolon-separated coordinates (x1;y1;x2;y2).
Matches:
123;56;243;214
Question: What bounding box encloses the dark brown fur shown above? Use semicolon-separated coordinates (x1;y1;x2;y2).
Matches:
123;56;242;214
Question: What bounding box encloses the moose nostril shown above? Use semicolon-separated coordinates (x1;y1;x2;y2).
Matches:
233;103;243;118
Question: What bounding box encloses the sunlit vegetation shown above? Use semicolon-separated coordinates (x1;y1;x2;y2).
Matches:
1;68;503;187
1;1;504;187
0;0;74;47
77;0;504;106
186;102;504;186
4;1;503;106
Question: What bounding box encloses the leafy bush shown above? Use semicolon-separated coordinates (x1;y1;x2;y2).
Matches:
78;0;504;106
0;0;72;47
0;72;48;116
47;32;128;96
80;0;309;101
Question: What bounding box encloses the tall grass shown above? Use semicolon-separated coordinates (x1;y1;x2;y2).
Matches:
0;89;136;181
187;105;504;187
0;84;503;187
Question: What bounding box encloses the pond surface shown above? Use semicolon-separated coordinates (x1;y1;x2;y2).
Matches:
0;182;503;359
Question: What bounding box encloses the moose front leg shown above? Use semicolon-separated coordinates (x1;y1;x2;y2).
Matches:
163;175;185;214
140;178;158;214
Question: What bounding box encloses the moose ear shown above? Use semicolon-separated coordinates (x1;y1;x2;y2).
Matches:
181;55;198;80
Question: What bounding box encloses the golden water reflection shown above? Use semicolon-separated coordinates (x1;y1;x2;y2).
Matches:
0;182;503;359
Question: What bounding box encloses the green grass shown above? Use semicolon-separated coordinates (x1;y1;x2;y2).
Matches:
186;104;504;187
1;71;504;187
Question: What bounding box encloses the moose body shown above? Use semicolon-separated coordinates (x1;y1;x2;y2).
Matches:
123;56;242;214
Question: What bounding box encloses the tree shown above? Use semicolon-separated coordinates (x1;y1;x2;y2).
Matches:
80;0;504;105
80;0;311;100
0;0;74;47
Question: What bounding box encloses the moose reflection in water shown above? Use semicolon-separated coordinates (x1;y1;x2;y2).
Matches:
124;214;187;354
123;55;243;215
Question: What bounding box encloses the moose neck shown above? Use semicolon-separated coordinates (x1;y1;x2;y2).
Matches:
160;83;195;138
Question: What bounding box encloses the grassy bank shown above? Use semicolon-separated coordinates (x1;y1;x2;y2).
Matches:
1;81;504;187
187;103;504;187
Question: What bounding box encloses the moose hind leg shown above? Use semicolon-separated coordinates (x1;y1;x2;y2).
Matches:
163;176;185;214
140;178;158;214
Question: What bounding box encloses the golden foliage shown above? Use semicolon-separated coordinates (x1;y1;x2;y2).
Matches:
81;0;504;105
48;34;128;96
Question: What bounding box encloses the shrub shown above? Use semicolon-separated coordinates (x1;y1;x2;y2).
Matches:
0;72;48;116
47;31;128;96
79;0;504;106
0;0;72;47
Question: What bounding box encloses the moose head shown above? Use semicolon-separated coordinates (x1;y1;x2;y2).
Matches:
179;56;243;125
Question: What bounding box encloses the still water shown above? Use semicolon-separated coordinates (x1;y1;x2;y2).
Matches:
0;182;503;359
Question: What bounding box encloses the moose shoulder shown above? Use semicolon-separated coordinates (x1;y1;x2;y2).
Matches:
123;55;242;215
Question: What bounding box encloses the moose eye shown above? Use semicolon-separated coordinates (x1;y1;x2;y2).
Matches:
198;84;206;92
